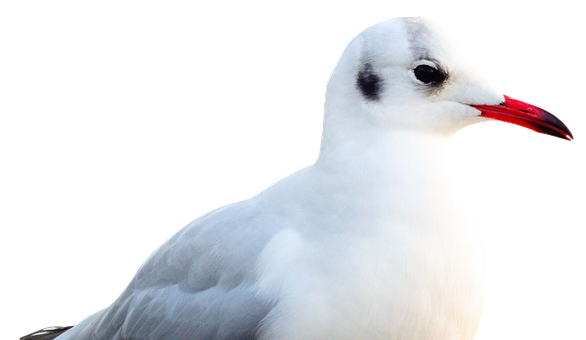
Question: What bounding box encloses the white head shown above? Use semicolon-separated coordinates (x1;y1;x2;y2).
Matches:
320;17;572;151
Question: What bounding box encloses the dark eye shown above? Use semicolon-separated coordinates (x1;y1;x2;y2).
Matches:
413;64;445;84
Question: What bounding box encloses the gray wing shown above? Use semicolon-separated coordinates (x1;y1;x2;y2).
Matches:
57;200;281;340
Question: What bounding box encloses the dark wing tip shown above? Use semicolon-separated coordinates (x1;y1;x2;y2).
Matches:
18;325;73;340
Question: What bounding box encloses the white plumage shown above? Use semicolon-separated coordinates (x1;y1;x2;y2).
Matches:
44;17;571;340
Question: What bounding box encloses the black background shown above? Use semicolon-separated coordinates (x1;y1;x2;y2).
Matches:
16;8;583;340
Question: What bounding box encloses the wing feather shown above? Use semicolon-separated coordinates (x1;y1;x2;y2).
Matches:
57;200;281;340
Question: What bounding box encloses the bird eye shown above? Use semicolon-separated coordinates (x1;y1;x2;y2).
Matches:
413;64;445;84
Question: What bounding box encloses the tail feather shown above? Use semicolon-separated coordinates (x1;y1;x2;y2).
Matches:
20;326;74;340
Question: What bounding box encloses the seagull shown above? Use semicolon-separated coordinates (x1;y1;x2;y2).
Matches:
23;17;572;340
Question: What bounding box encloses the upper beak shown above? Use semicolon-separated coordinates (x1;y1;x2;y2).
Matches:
470;95;573;141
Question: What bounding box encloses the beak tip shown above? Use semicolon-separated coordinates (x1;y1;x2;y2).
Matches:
545;133;576;143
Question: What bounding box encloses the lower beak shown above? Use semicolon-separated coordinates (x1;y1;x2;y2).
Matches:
470;95;573;141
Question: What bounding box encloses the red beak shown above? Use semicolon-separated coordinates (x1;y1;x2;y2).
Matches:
470;95;573;141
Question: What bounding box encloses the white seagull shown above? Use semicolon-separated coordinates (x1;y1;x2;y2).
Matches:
23;17;572;340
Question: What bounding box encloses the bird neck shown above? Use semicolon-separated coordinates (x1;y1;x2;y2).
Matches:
313;129;466;235
316;128;453;188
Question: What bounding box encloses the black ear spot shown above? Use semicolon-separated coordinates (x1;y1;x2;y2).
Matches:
356;63;381;101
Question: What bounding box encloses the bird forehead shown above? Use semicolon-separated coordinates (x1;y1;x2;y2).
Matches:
358;17;451;69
